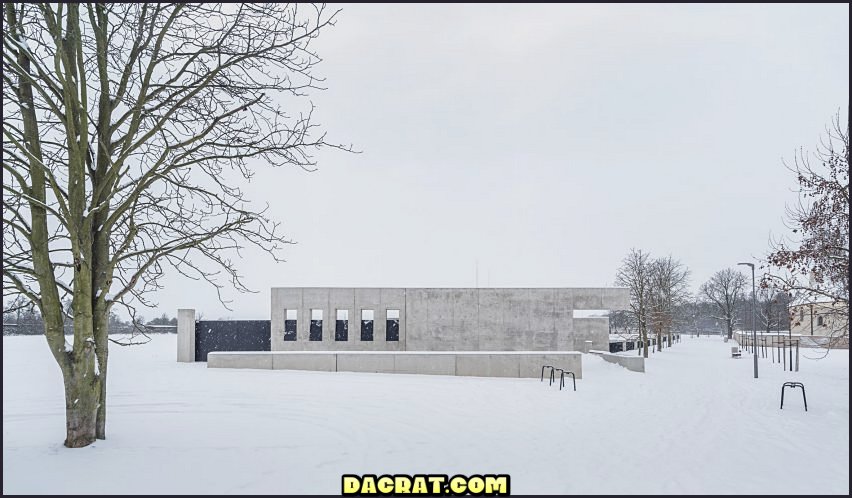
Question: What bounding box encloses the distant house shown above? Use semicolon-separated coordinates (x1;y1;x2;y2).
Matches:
789;295;849;348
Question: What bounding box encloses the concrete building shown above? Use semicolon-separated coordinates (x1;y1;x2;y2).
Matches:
181;286;632;378
269;287;630;353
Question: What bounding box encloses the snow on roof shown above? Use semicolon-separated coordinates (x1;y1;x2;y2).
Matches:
789;292;841;307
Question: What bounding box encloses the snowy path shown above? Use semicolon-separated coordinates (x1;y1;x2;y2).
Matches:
3;335;848;494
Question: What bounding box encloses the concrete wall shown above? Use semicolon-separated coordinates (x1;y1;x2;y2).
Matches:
271;287;406;352
589;350;645;372
177;308;195;362
208;351;583;378
270;287;629;353
207;351;271;369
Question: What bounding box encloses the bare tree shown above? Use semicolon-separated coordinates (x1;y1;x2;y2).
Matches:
753;285;791;334
647;255;690;351
761;110;849;349
3;3;350;448
700;268;747;340
615;248;652;358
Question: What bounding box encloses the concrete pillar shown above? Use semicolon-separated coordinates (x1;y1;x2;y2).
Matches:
583;340;593;353
177;308;196;362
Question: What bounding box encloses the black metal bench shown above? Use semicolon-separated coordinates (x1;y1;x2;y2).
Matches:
780;382;807;411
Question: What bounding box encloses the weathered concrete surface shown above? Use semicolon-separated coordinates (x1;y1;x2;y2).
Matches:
573;317;610;352
207;352;272;369
393;354;456;375
589;350;645;373
337;353;395;374
456;354;520;378
270;287;629;354
177;308;196;362
207;351;583;378
272;353;336;372
271;287;406;352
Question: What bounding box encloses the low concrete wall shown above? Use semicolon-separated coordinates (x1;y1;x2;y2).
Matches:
589;350;645;373
207;351;583;379
272;353;336;372
394;354;456;375
337;353;396;374
207;351;272;369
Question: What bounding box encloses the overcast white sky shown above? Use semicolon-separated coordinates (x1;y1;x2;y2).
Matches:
147;3;848;321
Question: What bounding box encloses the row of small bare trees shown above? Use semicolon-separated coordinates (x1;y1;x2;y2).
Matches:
621;111;847;351
615;249;690;358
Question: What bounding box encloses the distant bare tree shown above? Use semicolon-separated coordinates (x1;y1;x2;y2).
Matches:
3;3;349;448
761;110;849;349
701;269;747;340
648;255;691;351
753;285;791;334
615;248;652;357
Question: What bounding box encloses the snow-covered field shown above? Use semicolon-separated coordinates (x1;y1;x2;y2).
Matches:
3;334;848;495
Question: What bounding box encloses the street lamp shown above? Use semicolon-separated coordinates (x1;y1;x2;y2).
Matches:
738;262;758;378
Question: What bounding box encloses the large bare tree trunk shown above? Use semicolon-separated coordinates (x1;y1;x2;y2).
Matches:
61;338;100;448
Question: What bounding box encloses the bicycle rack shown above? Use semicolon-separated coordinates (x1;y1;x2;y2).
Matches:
541;364;576;391
560;370;576;391
780;382;807;411
541;365;554;384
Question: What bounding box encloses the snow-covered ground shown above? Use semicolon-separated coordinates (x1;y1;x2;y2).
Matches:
3;334;848;494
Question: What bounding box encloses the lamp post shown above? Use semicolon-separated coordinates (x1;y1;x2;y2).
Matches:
738;262;758;378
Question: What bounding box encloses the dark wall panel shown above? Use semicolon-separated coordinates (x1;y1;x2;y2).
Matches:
195;320;270;361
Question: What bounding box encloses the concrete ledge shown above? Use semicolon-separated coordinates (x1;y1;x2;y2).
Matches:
457;354;520;378
394;354;456;375
207;352;272;369
207;351;583;378
337;353;395;374
273;353;336;372
589;350;645;373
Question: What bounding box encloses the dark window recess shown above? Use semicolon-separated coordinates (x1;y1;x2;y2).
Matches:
386;309;400;341
310;320;322;341
386;319;399;341
336;320;348;341
284;320;297;341
361;310;374;341
336;309;348;341
284;310;297;341
361;320;373;341
310;309;323;341
817;316;825;326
